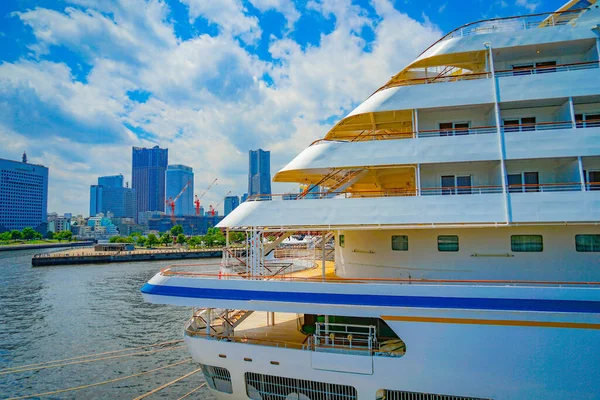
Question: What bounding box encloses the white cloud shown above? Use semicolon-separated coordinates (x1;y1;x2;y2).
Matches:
1;0;442;215
515;0;540;13
180;0;261;43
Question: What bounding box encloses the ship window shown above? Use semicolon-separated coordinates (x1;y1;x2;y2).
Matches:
512;63;534;76
575;235;600;252
438;235;459;252
508;172;539;192
535;61;557;74
246;372;357;400
339;234;345;248
392;235;408;251
201;364;233;394
441;175;472;195
575;113;600;128
503;117;536;132
439;121;470;136
511;235;543;252
584;170;600;191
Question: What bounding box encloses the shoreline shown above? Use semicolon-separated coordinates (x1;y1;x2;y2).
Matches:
0;241;95;252
31;248;223;266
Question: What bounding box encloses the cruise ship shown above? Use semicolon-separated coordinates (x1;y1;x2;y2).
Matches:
142;1;600;399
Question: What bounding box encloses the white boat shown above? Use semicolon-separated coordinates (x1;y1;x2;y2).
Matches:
142;1;600;398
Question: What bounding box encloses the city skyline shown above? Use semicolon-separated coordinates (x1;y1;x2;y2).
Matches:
0;0;565;215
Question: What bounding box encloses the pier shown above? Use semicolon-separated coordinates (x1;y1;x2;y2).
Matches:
32;247;223;267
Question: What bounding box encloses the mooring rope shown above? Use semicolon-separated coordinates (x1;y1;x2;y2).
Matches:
6;358;192;400
1;345;186;376
0;339;184;373
132;367;203;400
177;383;208;400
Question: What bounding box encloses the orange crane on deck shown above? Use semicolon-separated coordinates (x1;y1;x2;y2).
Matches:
165;180;192;224
194;178;218;216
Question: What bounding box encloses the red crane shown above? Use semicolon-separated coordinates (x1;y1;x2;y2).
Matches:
209;190;232;217
194;178;218;216
165;180;192;223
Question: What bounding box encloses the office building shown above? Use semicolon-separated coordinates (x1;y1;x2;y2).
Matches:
224;195;240;216
166;164;194;216
132;146;168;215
248;149;271;197
98;174;123;189
47;213;70;233
0;156;48;232
90;175;136;218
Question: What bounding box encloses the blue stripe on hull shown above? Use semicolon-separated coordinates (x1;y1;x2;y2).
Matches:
141;283;600;314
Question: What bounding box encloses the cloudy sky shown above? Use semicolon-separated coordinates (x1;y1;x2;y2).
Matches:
0;0;564;215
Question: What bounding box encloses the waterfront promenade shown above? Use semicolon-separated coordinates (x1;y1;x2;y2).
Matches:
32;246;223;266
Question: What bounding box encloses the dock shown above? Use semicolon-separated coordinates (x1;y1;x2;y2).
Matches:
32;247;223;267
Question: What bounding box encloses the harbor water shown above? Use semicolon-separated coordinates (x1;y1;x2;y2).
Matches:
0;248;217;399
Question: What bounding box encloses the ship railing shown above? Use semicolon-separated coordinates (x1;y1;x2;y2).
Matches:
501;121;573;132
421;185;504;196
375;60;599;92
313;322;375;353
433;7;588;44
495;61;599;78
417;125;497;138
508;182;583;193
575;120;600;129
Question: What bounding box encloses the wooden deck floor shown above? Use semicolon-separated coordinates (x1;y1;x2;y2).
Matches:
234;312;307;347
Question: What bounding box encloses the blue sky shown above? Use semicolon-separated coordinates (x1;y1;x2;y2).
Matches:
0;0;566;215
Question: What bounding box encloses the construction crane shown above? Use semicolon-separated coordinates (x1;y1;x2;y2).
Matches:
209;191;232;217
165;180;192;224
194;178;218;216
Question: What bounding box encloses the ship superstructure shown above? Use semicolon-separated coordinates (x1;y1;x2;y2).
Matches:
143;2;600;399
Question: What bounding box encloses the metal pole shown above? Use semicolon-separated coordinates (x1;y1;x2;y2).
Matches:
485;42;511;223
416;163;421;196
569;97;576;129
578;156;586;191
322;231;326;282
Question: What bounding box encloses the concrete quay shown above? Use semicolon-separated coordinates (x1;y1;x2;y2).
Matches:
0;241;95;252
32;247;223;266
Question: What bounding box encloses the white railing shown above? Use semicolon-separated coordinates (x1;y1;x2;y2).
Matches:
418;125;497;138
441;8;587;41
495;61;599;78
313;322;376;353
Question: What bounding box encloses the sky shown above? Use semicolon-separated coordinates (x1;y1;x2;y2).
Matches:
0;0;567;216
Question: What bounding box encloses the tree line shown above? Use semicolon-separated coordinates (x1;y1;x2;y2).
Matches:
0;228;73;242
108;225;246;249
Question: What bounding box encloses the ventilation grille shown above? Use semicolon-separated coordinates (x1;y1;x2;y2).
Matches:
379;389;491;400
201;364;233;394
246;372;357;400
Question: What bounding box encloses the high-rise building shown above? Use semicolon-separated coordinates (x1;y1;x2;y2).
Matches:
166;164;194;216
90;175;136;218
248;149;271;197
223;195;240;216
0;156;48;232
132;146;168;216
98;174;123;189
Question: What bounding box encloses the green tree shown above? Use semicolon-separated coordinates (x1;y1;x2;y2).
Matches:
45;231;54;240
11;230;23;240
229;231;246;243
33;231;43;240
160;233;173;246
115;237;134;243
109;236;119;243
56;230;73;242
146;234;158;248
170;225;184;236
137;236;147;247
177;233;187;245
187;236;200;249
0;231;11;241
203;227;225;247
21;227;36;240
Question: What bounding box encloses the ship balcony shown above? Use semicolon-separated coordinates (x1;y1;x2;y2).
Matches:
184;310;406;358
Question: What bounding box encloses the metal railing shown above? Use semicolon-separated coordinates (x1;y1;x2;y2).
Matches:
421;185;504;196
313;322;376;353
431;7;588;45
495;61;599;78
508;182;583;193
418;125;497;138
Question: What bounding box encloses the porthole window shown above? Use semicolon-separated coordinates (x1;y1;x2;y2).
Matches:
438;235;459;252
339;234;345;248
511;235;543;252
392;235;408;251
575;234;600;252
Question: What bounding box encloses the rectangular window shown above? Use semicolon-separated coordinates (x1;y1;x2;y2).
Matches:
503;117;536;132
438;235;459;252
392;235;408;251
438;121;470;136
441;175;472;195
585;170;600;191
507;173;523;193
576;112;600;129
575;235;600;252
512;63;533;76
339;234;345;248
524;171;540;192
535;61;557;74
511;235;543;252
